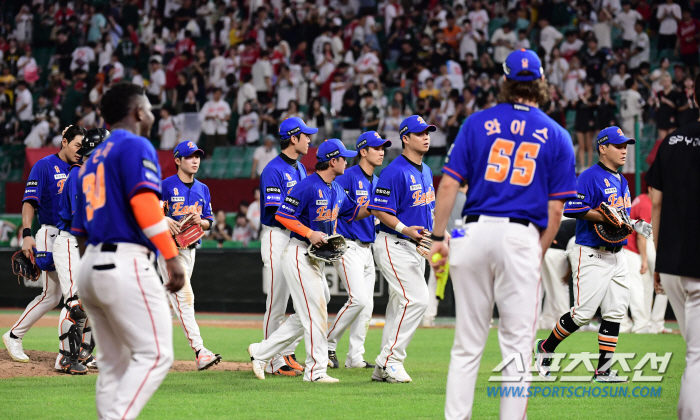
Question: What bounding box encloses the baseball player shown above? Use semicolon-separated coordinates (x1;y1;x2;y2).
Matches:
258;116;314;376
248;139;372;382
429;49;577;419
156;141;221;370
534;126;651;384
54;127;109;374
367;114;438;383
71;83;185;419
327;131;390;370
2;125;84;365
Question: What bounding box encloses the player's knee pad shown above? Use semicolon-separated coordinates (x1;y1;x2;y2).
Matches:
59;321;81;355
66;295;87;320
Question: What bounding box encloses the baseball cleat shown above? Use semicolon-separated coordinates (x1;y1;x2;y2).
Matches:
593;370;628;383
2;331;29;363
311;373;340;383
272;365;301;377
248;343;266;380
283;354;304;373
56;353;88;375
346;360;376;369
196;348;222;371
81;355;98;369
328;350;339;369
533;339;553;380
384;365;412;383
372;366;387;382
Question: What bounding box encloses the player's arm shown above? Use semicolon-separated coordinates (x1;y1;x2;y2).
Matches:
275;193;327;246
429;174;461;270
20;201;36;259
372;211;424;242
566;208;608;223
540;199;565;256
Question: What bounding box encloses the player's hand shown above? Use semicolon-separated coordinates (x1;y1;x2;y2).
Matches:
187;213;202;226
653;271;665;295
165;257;185;293
428;240;449;273
167;218;180;235
404;225;425;242
640;259;648;275
309;231;328;247
21;236;35;260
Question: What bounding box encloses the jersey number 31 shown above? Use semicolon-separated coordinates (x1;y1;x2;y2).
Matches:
484;139;540;186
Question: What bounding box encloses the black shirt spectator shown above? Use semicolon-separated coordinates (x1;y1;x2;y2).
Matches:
655;88;685;130
581;40;612;84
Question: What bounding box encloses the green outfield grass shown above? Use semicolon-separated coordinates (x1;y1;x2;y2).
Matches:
0;321;685;419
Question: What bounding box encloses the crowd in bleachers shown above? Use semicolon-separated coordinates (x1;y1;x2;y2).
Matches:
0;0;699;181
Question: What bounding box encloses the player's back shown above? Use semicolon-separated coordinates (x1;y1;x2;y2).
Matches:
444;102;576;229
74;129;162;251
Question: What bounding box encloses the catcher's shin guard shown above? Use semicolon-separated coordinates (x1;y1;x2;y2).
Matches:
58;313;87;374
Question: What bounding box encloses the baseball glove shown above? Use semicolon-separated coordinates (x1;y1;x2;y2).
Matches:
594;202;633;243
11;251;40;282
307;234;348;263
415;229;433;260
173;214;205;249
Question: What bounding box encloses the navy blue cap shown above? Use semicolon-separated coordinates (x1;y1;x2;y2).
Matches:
174;141;204;158
503;49;544;82
279;117;318;139
399;115;436;138
356;131;392;150
596;126;636;146
317;139;358;162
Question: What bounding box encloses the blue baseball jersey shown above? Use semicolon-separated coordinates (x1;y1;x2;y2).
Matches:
56;165;81;231
259;155;307;229
564;163;632;247
368;155;435;238
162;175;214;222
276;173;361;244
23;154;71;226
336;165;377;243
71;129;164;253
443;103;577;229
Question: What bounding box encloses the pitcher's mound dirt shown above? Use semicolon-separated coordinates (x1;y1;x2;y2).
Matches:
0;350;251;379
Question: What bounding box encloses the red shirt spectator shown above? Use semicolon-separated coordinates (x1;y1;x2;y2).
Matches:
624;193;652;254
165;54;193;89
636;0;652;21
239;42;260;78
677;12;700;55
55;6;75;26
176;36;196;56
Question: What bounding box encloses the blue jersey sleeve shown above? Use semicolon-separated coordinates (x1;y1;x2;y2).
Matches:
442;122;470;183
276;187;304;221
71;176;87;237
338;189;361;222
202;184;213;221
262;168;284;208
547;130;577;200
121;139;162;199
23;162;45;204
564;172;597;215
368;173;398;215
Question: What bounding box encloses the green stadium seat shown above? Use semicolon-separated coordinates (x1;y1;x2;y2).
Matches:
247;240;261;249
200;159;214;177
211;161;227;178
225;213;237;228
200;240;219;249
212;147;229;161
222;241;244;249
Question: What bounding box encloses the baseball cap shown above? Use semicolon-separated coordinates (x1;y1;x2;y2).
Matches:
596;126;636;147
317;139;358;162
503;49;543;82
279;117;318;140
174;141;204;158
399;115;436;138
356;131;392;150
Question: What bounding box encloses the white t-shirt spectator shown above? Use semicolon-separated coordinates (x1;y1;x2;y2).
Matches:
148;68;166;103
199;99;231;135
385;1;403;34
459;31;479;61
210;55;226;88
563;68;586;101
236;81;257;114
355;52;380;86
24;120;50;148
17;55;38;81
246;200;261;235
238;111;260;144
252;58;273;92
619;88;645;120
593;20;613;49
515;37;531;51
253;145;278;176
380;114;402;151
560;38;584;58
131;74;144;86
158;115;179;149
657;3;681;35
546;56;569;91
70;46;96;72
15;88;33;121
111;61;125;81
468;9;490;40
630;31;650;69
330;81;347;113
232;224;252;243
602;0;622;15
615;9;643;41
275;78;298;111
82;110;96;128
539;25;563;56
490;28;516;64
610;73;630;91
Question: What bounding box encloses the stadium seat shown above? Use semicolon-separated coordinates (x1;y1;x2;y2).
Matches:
247;240;261;249
200;240;219;249
222;241;244;249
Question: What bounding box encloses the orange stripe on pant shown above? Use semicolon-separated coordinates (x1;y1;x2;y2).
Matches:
384;236;409;368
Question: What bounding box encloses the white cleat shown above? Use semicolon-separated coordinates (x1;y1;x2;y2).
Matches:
533;339;552;380
3;331;29;363
310;373;339;383
196;348;222;371
385;365;412;383
371;365;387;382
247;343;266;380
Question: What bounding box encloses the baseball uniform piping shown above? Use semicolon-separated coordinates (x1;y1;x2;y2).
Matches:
123;259;161;420
264;230;274;339
296;246;317;378
383;236;408;368
67;238;74;297
573;247;582;316
326;256;352;339
175;291;195;352
11;271;49;335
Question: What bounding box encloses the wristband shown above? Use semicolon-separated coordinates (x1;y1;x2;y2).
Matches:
22;228;31;238
430;233;445;242
395;222;406;234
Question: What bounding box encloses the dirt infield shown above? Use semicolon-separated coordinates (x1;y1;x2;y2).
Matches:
0;314;263;329
0;350;251;379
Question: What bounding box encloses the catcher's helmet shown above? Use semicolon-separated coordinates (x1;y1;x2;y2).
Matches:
78;128;110;156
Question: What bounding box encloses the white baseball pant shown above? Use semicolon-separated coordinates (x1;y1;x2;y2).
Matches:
373;232;428;368
660;274;700;420
252;238;330;381
9;225;62;341
78;243;173;420
625;249;654;333
327;241;375;366
538;248;571;331
568;246;630;326
445;218;541;420
260;225;302;371
423;267;438;325
643;242;668;333
374;242;399;351
157;248;206;354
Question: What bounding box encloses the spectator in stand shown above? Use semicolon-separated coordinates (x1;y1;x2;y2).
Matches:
614;1;642;49
597;83;618;130
176;30;196;55
630;21;650;70
237;73;257;114
252;49;273;102
15;81;33;135
653;74;685;140
209;209;233;246
546;47;569;92
251;134;278;178
656;0;681;53
275;64;298;112
563;55;586;101
538;18;563;57
468;1;490;41
611;62;631;92
306;97;331;141
572;80;598;171
131;67;144;86
560;31;584;61
594;8;613;50
676;10;700;76
246;187;261;240
199;87;231;155
514;29;530;51
379;103;402;160
490;23;516;66
678;76;699;126
339;91;362;145
237;100;260;146
24;117;58;148
158;105;180;150
443;13;462;51
17;47;39;86
618;77;645;173
459;22;481;63
147;56;166;108
232;214;252;245
279;100;303;123
361;91;381;131
582;37;613;86
108;53;125;82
